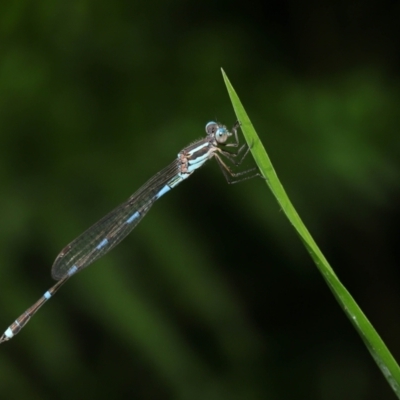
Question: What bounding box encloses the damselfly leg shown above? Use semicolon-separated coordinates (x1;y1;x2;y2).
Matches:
215;122;262;184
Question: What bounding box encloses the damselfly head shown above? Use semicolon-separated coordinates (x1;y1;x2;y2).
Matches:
205;121;231;144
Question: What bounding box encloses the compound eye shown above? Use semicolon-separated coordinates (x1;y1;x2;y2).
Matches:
215;127;228;143
205;121;218;135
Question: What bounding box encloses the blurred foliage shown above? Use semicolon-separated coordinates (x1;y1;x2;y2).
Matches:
0;1;400;399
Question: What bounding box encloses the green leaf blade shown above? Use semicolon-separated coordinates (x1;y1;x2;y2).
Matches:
222;68;400;397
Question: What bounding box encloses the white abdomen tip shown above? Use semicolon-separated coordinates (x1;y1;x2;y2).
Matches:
4;327;13;339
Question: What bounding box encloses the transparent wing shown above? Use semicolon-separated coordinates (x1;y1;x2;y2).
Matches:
51;159;180;280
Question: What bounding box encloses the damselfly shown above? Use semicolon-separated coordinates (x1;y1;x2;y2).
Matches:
0;121;259;343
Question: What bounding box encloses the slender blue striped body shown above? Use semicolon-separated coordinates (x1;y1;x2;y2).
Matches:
0;120;257;343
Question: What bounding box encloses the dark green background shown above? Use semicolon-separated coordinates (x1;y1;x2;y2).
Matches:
1;1;400;399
